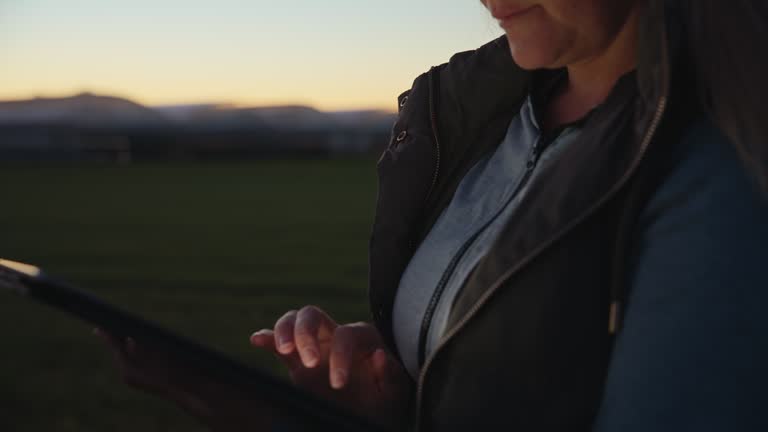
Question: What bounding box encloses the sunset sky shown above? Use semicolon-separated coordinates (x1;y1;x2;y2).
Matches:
1;0;503;111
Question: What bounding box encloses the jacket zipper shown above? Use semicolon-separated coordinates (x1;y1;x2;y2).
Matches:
425;68;442;205
413;95;668;429
415;129;555;367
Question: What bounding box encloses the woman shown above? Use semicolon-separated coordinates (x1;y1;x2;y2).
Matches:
99;0;768;430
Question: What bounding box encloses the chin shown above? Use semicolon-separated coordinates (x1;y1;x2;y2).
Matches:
505;33;564;71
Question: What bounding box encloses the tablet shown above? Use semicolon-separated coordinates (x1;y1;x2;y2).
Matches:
0;258;381;432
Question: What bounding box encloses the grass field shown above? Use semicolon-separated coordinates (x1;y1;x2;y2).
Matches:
0;160;378;431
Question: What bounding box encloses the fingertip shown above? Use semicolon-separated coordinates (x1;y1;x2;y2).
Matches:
330;368;347;390
93;328;115;345
373;348;386;363
249;330;271;344
301;348;319;368
372;348;388;374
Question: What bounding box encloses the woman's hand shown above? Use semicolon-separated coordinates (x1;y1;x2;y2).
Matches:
250;306;412;429
94;328;276;432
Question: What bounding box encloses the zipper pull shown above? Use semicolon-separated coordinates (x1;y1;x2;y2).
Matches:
527;140;542;171
529;127;562;170
609;301;621;335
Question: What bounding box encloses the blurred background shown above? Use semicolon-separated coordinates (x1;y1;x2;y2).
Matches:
0;1;501;430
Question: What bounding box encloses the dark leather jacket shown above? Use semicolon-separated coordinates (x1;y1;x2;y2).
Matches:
368;1;759;431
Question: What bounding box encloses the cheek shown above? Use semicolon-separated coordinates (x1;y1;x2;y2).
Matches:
503;7;577;69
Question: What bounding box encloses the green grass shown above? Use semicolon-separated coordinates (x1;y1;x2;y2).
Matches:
0;160;378;431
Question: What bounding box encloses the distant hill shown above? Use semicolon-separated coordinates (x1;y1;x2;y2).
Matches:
154;104;396;131
0;93;396;131
0;93;167;127
0;93;396;161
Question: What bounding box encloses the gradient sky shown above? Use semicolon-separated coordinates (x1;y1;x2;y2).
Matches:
1;0;503;111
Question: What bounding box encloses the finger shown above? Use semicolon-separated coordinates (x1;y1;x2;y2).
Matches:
95;330;141;369
169;387;213;422
94;328;130;366
294;306;336;368
95;330;207;404
328;323;375;389
273;310;298;355
93;329;137;379
94;329;160;392
125;337;138;356
250;329;306;373
371;348;388;380
249;329;278;353
93;327;118;348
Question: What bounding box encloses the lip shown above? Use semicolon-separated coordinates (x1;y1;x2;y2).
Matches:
492;5;536;23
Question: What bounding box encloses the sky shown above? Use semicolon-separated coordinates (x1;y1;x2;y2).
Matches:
0;0;503;111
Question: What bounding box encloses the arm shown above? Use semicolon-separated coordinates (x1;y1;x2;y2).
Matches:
594;121;768;431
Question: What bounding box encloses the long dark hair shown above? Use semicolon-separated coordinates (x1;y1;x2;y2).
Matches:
682;0;768;190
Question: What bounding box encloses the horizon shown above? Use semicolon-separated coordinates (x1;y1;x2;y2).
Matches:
1;0;503;111
0;90;400;113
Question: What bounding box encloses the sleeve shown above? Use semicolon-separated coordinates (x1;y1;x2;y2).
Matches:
593;120;768;431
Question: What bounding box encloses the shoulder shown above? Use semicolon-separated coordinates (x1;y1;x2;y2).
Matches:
624;116;768;333
396;36;526;111
594;118;768;432
406;35;512;87
438;35;516;80
640;118;767;233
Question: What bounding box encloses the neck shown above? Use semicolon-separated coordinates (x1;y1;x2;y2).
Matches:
567;13;639;107
546;5;640;130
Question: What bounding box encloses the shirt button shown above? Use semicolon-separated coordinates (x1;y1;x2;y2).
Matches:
526;160;535;170
396;130;408;142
